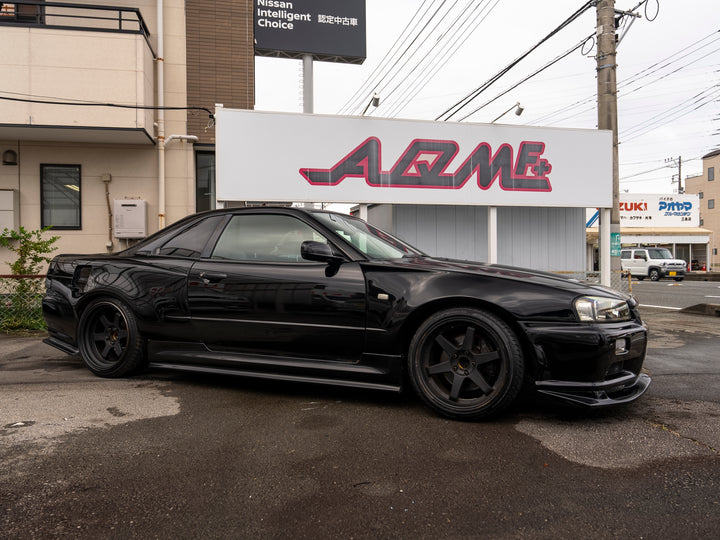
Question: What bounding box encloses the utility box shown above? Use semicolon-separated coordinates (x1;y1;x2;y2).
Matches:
113;199;147;238
0;189;19;232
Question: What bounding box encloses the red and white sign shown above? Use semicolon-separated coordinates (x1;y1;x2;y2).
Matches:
216;109;613;208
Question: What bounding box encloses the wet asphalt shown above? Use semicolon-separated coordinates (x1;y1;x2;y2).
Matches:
1;307;719;539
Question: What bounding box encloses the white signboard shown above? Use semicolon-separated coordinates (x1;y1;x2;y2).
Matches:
216;109;613;208
619;194;699;227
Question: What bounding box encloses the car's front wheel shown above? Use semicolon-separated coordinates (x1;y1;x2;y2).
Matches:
78;298;145;377
408;308;524;420
649;269;661;281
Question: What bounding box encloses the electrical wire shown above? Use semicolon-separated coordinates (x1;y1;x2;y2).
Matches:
0;94;215;118
365;1;463;115
381;0;501;118
339;0;451;116
435;0;594;121
621;84;720;142
529;29;720;126
336;0;434;115
456;33;594;122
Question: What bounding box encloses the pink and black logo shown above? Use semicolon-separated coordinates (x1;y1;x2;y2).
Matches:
300;138;552;191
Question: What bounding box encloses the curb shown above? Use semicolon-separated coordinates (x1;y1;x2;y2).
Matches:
679;303;720;317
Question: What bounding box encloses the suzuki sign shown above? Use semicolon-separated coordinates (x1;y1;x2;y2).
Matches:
619;194;700;227
215;109;613;208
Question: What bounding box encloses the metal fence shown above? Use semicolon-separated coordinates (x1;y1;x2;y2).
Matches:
0;275;46;331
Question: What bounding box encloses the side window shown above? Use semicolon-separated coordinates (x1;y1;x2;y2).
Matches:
41;164;81;230
156;216;224;258
633;251;647;261
621;250;630;259
212;214;327;262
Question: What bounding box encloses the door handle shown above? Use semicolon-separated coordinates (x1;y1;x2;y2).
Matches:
200;272;227;283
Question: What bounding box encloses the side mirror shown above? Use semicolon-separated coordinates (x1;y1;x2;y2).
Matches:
301;241;345;264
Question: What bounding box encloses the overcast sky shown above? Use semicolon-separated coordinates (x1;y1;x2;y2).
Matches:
254;0;719;195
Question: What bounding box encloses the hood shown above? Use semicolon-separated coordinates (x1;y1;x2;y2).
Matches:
379;256;629;300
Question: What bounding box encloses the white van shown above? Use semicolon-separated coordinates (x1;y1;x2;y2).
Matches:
620;248;685;281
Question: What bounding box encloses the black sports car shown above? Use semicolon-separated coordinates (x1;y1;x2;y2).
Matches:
43;207;650;420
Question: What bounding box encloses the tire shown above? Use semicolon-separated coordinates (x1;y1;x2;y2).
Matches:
649;269;660;281
407;308;524;420
674;277;684;282
78;298;145;377
635;275;644;281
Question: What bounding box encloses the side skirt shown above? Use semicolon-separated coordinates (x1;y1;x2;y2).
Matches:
148;362;401;393
146;340;403;390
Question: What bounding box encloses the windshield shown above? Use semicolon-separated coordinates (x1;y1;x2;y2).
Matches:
313;212;424;259
647;248;673;259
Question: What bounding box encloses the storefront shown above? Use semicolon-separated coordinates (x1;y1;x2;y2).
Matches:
586;194;713;271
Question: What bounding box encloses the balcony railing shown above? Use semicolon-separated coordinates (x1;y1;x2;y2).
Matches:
0;1;152;53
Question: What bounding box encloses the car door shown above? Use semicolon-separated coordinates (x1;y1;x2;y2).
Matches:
631;249;649;275
187;212;367;362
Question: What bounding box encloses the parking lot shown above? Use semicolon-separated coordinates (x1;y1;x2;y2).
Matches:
1;306;719;539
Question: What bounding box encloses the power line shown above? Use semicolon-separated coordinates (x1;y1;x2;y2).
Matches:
382;0;501;118
336;0;434;115
0;94;215;118
529;29;720;126
435;0;594;121
456;33;594;122
339;0;452;116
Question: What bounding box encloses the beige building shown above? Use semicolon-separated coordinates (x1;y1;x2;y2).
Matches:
0;0;254;269
685;149;720;271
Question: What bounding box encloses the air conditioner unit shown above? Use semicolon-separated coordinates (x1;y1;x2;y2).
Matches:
113;200;147;238
0;189;19;232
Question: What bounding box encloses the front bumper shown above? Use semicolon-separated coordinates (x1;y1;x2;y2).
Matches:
535;371;651;406
520;318;650;407
659;267;685;278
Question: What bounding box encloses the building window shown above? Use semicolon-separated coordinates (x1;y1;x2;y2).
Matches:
195;151;216;212
709;167;715;181
709;199;715;210
41;165;81;229
699;191;704;199
700;218;704;226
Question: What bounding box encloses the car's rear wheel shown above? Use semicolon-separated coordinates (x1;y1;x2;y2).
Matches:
674;277;684;282
78;298;145;377
408;308;524;420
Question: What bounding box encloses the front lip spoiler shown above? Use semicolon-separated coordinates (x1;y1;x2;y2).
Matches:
535;371;651;407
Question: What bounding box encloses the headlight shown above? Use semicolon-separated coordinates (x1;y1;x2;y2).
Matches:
574;296;631;322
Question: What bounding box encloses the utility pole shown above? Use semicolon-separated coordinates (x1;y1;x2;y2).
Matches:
666;156;683;193
596;0;621;287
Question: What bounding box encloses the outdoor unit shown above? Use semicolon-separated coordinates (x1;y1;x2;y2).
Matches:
0;189;19;232
113;199;147;238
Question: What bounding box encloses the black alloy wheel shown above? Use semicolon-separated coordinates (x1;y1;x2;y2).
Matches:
649;269;661;281
408;308;524;420
78;298;145;377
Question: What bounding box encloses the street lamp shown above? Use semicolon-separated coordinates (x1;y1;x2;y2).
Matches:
361;93;381;116
491;102;524;123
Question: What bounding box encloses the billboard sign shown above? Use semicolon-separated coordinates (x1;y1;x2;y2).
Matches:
254;0;366;64
215;109;613;208
619;194;700;227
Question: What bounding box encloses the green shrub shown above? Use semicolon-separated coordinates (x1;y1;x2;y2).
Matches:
0;227;59;331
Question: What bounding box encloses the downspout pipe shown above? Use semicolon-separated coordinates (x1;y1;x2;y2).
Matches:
166;135;199;145
156;0;165;230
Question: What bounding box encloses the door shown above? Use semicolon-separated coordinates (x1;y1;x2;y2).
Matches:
187;213;367;361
